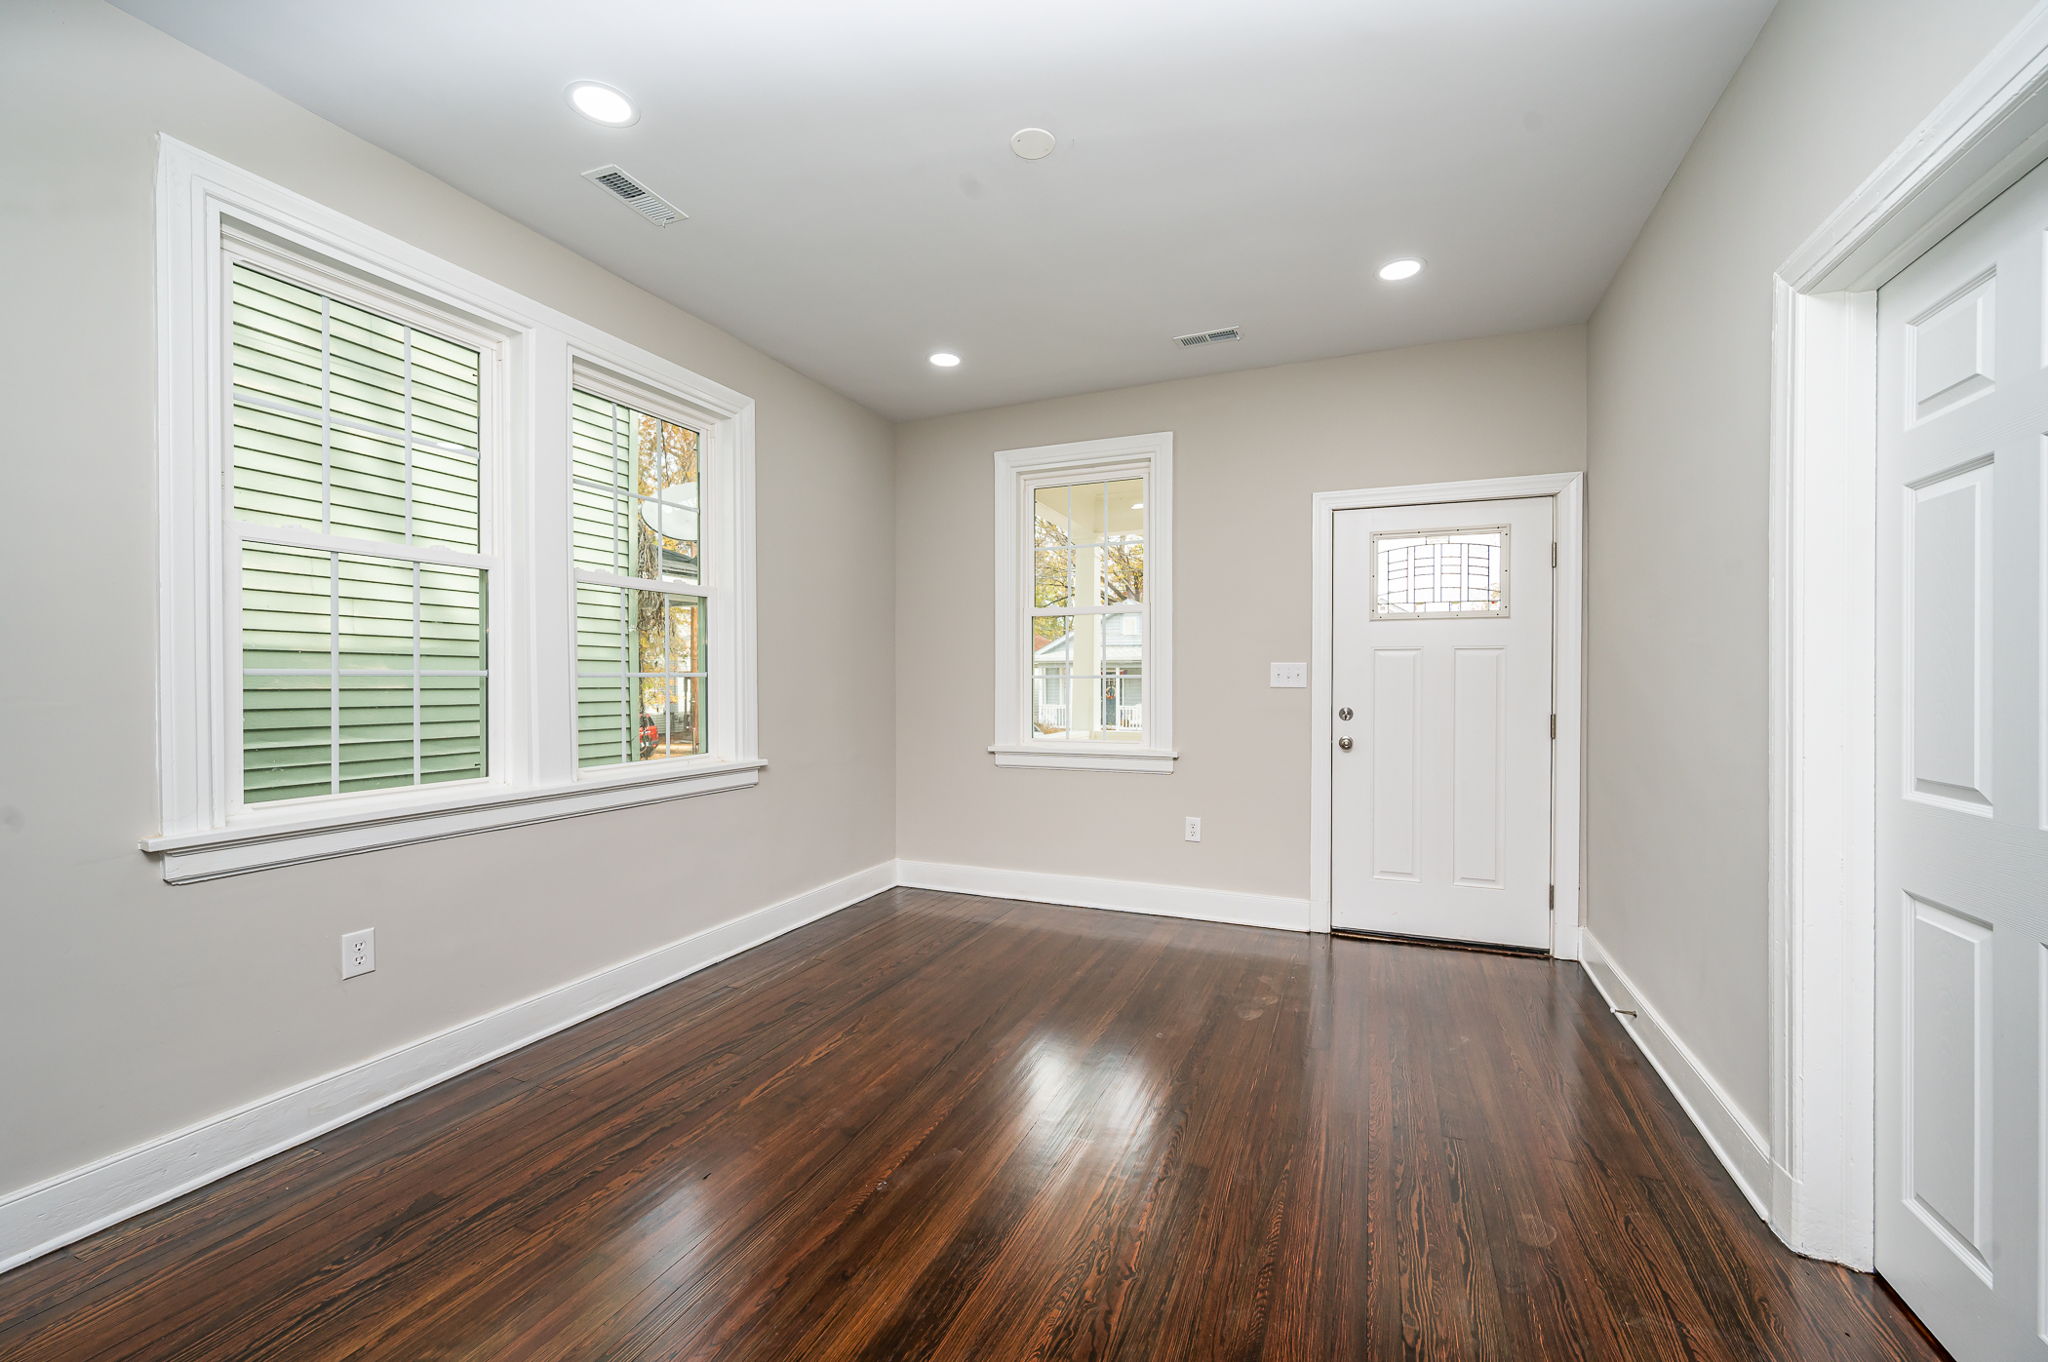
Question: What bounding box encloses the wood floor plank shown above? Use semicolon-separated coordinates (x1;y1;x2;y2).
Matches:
0;889;1947;1361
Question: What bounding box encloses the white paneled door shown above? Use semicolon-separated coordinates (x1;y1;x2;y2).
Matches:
1876;154;2048;1362
1331;498;1554;950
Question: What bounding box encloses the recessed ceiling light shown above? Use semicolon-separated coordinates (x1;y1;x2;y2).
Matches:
1131;502;1145;509
1377;257;1425;282
929;351;962;368
567;82;638;127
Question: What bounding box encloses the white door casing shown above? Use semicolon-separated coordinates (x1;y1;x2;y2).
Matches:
1330;497;1555;950
1766;0;2048;1276
1875;152;2048;1362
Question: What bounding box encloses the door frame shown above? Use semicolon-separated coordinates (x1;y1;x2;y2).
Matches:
1308;472;1585;955
1770;5;2048;1270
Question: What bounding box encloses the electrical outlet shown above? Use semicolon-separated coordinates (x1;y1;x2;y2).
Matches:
1270;662;1307;688
341;928;375;980
1184;816;1202;843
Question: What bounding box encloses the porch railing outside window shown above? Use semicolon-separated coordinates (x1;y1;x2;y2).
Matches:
1032;664;1142;737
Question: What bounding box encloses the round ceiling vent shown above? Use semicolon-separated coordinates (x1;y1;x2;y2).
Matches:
1010;128;1057;161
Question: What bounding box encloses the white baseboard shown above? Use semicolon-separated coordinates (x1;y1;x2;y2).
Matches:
1579;931;1772;1218
894;859;1311;933
0;860;897;1275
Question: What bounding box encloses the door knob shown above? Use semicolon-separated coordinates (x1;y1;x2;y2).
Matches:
1337;707;1353;721
1337;736;1353;751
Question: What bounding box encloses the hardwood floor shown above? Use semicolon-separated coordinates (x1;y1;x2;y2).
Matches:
0;889;1939;1360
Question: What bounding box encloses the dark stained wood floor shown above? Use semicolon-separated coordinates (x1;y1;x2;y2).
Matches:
0;889;1940;1361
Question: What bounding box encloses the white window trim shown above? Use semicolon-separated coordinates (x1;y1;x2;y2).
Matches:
144;138;759;883
990;432;1175;774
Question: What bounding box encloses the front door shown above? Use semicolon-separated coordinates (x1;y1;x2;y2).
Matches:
1330;497;1555;950
1875;151;2048;1362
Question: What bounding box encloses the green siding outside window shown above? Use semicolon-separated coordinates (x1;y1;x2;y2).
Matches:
239;546;487;803
230;264;490;805
230;265;481;551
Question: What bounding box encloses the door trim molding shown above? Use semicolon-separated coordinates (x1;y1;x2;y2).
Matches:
1769;2;2048;1269
1307;471;1584;957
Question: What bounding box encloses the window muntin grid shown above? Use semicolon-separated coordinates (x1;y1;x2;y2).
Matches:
227;260;491;806
574;585;708;768
570;388;700;584
230;263;481;552
1027;476;1145;743
571;385;711;769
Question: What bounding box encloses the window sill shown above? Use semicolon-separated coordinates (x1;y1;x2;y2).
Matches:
988;744;1178;774
141;758;767;884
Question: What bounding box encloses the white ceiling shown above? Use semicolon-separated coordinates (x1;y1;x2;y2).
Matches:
116;0;1776;421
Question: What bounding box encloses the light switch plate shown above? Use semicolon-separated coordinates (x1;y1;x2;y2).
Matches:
1270;662;1307;688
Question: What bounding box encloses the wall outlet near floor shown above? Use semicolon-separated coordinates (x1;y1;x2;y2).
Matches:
1184;816;1202;843
341;928;375;980
1269;662;1307;688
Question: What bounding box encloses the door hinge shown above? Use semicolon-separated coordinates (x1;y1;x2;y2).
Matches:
1549;713;1557;739
1551;541;1558;568
1548;885;1556;912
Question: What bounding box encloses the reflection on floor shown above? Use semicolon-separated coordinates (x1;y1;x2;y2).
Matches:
0;888;1941;1360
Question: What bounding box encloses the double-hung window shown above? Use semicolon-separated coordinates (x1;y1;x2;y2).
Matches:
147;141;759;882
569;384;710;769
991;433;1174;773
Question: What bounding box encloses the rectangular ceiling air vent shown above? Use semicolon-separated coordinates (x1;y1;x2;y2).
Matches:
1174;326;1241;348
582;164;688;227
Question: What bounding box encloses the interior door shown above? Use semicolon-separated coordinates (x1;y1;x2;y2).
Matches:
1330;497;1554;950
1875;154;2048;1361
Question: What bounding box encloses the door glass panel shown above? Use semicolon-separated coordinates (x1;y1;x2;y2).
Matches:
1372;526;1508;618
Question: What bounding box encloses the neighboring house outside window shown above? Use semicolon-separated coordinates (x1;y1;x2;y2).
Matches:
991;433;1174;774
1032;611;1144;738
145;142;760;883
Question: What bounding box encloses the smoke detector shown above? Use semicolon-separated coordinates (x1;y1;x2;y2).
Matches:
1174;326;1242;348
582;165;688;227
1011;127;1057;160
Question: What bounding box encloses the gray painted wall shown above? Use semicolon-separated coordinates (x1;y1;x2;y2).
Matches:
894;329;1588;897
0;0;895;1196
1584;0;2038;1128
